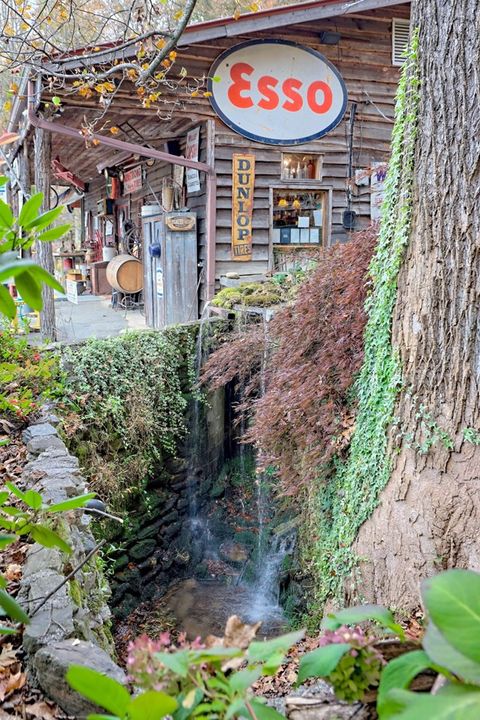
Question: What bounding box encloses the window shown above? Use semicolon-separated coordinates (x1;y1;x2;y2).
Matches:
281;153;323;181
272;188;328;246
392;18;410;66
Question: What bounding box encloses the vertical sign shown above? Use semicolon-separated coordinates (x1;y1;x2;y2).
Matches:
232;153;255;261
185;127;201;193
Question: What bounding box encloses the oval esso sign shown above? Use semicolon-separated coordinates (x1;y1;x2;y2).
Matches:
207;40;347;146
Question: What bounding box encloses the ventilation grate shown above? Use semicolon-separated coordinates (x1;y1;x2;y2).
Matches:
392;18;410;66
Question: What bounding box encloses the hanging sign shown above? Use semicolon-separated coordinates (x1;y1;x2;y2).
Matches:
185;127;201;193
123;166;142;194
232;153;255;261
208;39;347;146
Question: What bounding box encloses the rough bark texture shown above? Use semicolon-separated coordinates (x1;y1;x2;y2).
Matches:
353;0;480;608
34;127;56;341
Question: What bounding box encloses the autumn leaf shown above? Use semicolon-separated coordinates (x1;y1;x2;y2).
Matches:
169;51;177;61
110;126;120;135
25;701;57;719
155;38;166;49
233;9;241;20
0;644;17;671
5;563;21;582
0;670;26;701
173;9;183;21
9;82;19;94
203;91;212;98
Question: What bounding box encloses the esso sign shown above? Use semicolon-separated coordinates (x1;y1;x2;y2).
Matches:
207;39;347;146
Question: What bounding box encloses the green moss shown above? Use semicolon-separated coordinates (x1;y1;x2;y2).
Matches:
303;31;421;625
69;578;84;607
211;281;286;309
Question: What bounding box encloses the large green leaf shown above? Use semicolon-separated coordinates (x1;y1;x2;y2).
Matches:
247;630;304;662
30;525;72;554
47;493;96;513
18;193;44;228
229;667;262;692
23;206;63;231
36;224;71;243
15;271;42;311
28;265;64;294
66;665;131;716
377;650;432;719
127;690;178;720
22;489;43;511
0;199;14;229
248;699;286;719
323;604;404;637
386;684;480;719
423;621;480;684
0;284;15;319
155;650;190;678
296;643;351;685
422;569;480;664
0;533;17;550
0;589;29;624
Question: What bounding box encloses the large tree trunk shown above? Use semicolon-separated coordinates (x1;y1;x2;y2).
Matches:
353;0;480;608
34;127;56;341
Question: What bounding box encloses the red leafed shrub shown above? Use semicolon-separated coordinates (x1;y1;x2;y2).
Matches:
202;227;377;495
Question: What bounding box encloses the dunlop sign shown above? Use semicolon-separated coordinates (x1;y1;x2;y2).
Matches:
208;39;347;146
232;153;255;261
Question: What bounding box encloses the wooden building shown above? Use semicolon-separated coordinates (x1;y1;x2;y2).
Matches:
8;0;411;324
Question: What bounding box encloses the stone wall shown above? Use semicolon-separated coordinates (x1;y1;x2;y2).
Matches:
18;410;125;718
107;385;226;620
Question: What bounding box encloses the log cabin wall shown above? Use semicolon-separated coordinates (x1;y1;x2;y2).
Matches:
177;2;410;284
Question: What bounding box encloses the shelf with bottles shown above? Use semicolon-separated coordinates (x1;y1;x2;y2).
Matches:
272;188;327;245
281;153;323;181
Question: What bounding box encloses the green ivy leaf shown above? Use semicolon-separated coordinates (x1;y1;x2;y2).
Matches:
66;665;131;716
0;625;18;635
128;690;178;720
30;525;72;554
0;588;29;624
377;650;432;718
296;643;351;685
0;533;17;550
323;604;404;638
422;569;480;665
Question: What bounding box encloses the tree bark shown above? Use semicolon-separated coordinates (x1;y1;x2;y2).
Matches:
34;127;56;341
353;0;480;608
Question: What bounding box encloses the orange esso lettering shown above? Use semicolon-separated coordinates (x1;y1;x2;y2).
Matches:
258;75;279;110
307;81;333;114
282;78;303;112
228;63;254;108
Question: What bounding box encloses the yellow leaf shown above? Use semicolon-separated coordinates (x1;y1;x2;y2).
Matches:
203;91;212;97
190;90;199;97
233;9;241;20
4;25;14;36
161;59;171;68
20;22;29;31
249;2;259;11
155;38;166;49
173;9;183;21
110;126;120;135
169;51;177;61
3;101;12;112
9;82;19;94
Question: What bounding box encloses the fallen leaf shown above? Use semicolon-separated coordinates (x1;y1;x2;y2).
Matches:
5;564;22;582
0;645;18;671
0;671;26;701
25;700;57;719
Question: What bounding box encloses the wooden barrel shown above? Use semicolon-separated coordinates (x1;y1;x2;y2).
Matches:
106;254;143;294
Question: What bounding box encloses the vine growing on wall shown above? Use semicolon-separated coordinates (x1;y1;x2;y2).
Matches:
303;30;421;618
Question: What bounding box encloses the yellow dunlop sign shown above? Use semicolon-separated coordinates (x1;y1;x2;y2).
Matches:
232;153;255;261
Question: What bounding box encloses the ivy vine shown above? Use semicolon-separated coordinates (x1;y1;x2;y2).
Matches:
304;31;421;621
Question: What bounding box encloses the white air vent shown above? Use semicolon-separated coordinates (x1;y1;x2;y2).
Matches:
392;18;410;66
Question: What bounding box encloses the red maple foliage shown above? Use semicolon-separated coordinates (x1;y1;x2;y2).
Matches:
202;227;377;495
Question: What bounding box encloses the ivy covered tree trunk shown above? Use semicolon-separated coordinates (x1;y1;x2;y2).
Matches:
34;127;56;341
353;0;480;608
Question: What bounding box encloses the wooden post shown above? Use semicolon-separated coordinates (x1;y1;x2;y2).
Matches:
34;127;56;341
